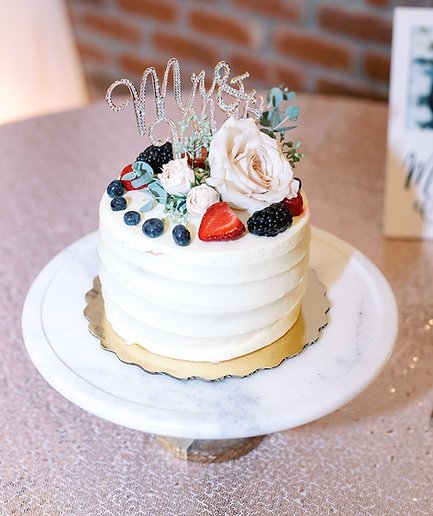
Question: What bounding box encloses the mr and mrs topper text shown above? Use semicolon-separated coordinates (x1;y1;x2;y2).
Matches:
105;58;264;152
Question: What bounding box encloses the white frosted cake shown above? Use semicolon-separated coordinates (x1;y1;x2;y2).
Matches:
99;60;310;363
99;192;309;362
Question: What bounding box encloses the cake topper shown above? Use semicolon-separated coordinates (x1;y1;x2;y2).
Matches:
105;58;264;153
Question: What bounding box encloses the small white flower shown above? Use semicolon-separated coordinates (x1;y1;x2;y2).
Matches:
159;157;195;196
186;184;219;217
208;117;298;212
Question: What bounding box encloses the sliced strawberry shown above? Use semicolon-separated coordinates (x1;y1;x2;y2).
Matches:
120;164;146;191
282;191;303;216
198;202;246;241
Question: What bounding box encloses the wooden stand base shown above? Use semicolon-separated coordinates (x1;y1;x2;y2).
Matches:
156;435;265;463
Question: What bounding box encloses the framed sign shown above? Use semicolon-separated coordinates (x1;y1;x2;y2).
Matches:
384;7;433;238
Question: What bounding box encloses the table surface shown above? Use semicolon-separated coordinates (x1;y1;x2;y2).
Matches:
1;94;432;515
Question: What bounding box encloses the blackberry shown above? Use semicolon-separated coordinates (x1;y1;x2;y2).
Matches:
110;196;127;211
136;142;173;173
172;224;191;246
247;203;293;237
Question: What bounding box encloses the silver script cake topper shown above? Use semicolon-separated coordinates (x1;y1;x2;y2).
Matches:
105;58;264;149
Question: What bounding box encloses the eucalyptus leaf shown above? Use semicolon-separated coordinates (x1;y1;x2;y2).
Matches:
283;91;296;101
140;199;154;212
274;125;298;132
268;87;284;108
133;161;154;183
270;109;281;129
148;180;168;205
121;172;137;181
131;175;149;188
285;105;300;120
260;128;276;138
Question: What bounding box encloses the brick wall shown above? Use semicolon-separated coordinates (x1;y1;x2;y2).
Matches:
66;0;433;101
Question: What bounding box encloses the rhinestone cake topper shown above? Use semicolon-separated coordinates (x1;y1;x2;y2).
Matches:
106;58;264;152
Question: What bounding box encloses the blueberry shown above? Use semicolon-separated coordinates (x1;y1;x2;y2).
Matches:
142;218;164;238
172;224;191;246
107;179;125;198
110;196;127;211
123;210;141;226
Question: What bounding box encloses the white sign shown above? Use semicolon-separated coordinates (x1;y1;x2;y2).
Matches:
384;7;433;239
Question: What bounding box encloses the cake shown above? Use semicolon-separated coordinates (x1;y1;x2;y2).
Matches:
98;59;310;363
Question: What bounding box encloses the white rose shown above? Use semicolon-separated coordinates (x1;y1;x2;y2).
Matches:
159;157;195;196
186;184;219;217
208;117;298;212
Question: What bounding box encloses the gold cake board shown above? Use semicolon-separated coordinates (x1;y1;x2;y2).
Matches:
84;270;329;382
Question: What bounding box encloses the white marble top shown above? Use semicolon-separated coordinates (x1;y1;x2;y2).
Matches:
22;227;397;439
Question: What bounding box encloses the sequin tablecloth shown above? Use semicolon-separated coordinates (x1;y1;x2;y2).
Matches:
1;95;432;515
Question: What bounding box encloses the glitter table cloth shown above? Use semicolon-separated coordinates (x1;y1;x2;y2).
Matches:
1;94;432;515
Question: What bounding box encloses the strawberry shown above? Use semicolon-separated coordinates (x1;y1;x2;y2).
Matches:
190;147;208;169
198;202;246;241
182;146;208;170
282;191;304;216
120;164;146;191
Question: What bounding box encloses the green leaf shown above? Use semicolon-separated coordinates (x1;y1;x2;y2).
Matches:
283;91;296;101
285;105;300;120
131;175;149;188
268;87;284;108
122;172;137;181
260;128;276;138
274;125;298;132
133;161;154;183
148;179;168;205
270;109;281;129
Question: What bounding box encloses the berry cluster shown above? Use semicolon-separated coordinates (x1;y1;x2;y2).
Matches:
141;218;191;246
107;180;128;212
137;142;173;174
247;203;293;237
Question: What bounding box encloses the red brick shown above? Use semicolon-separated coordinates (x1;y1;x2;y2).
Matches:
317;76;387;100
318;6;392;45
273;64;306;91
230;53;305;91
231;0;301;21
230;54;273;82
275;31;353;71
363;51;390;82
189;9;259;46
81;12;140;43
118;54;169;78
117;0;177;22
154;32;218;66
76;40;108;63
365;0;389;7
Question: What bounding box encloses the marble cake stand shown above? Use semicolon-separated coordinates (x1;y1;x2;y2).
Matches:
22;227;398;462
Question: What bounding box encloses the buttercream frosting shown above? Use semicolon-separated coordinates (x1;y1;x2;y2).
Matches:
98;190;310;362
